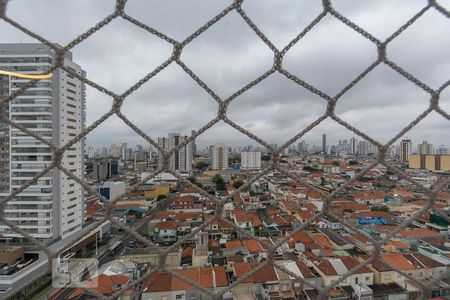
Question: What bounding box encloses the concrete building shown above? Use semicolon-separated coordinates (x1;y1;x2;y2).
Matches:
0;43;85;240
158;133;192;172
400;139;412;164
349;137;357;155
93;159;118;182
241;150;262;170
417;140;434;155
211;143;228;170
99;181;126;201
322;134;326;154
409;154;450;171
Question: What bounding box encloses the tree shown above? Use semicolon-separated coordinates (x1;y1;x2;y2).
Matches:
320;177;326;186
372;205;389;212
187;176;203;188
213;174;226;191
157;194;167;201
194;161;209;170
261;154;271;161
232;181;244;189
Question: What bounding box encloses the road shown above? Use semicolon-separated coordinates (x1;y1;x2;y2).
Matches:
48;196;173;300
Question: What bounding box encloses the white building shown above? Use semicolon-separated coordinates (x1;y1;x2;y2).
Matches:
158;133;192;172
417;140;434;155
400;139;412;163
241;150;261;170
0;43;85;240
99;181;126;201
212;143;228;170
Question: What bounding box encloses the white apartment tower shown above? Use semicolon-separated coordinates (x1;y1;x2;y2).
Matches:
417;140;434;155
0;44;85;241
400;139;412;164
241;150;261;170
212;144;228;170
158;133;192;172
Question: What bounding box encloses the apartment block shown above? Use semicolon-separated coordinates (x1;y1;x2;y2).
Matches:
409;154;450;171
240;150;261;170
0;43;85;240
212;143;228;170
158;133;192;172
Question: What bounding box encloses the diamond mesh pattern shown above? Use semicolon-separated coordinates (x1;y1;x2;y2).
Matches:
0;0;449;299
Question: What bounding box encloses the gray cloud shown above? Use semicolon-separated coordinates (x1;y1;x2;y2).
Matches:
1;0;449;149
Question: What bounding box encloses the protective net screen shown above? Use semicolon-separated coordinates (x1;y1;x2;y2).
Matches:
0;0;449;299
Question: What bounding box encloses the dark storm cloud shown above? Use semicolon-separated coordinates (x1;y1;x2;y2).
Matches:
1;0;449;149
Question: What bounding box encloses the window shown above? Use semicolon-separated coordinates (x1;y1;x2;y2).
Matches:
176;295;183;299
355;277;358;284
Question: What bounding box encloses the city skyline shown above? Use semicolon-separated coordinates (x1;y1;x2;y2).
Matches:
1;0;449;148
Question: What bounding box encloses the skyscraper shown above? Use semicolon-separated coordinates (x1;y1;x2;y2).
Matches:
212;144;228;170
191;130;197;156
158;133;192;171
417;140;434;155
400;139;412;164
0;44;85;240
322;134;326;154
241;150;262;170
349;137;357;155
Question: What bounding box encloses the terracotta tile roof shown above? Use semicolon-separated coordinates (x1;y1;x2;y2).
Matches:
390;240;410;249
143;267;228;293
234;262;278;283
226;239;263;253
312;234;334;249
295;260;315;278
235;213;262;227
316;259;337;276
398;228;440;238
296;210;313;220
155;221;178;230
291;231;314;244
381;253;415;271
175;211;203;222
350;211;394;219
69;274;130;298
340;256;371;273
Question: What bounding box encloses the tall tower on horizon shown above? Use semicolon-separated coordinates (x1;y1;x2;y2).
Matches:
322;134;327;154
158;133;192;172
400;139;412;164
0;43;85;241
212;144;228;170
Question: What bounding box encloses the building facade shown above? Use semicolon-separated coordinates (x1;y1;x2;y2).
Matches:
158;133;192;172
409;154;450;171
417;140;434;155
212;143;228;170
0;43;85;240
400;139;412;164
241;150;262;170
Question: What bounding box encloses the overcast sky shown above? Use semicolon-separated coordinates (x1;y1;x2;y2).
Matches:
1;0;449;149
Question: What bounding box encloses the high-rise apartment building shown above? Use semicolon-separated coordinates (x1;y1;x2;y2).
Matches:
158;133;192;172
400;139;412;164
212;144;228;170
349;137;357;155
322;134;326;154
0;44;85;240
417;140;434;155
241;150;261;170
